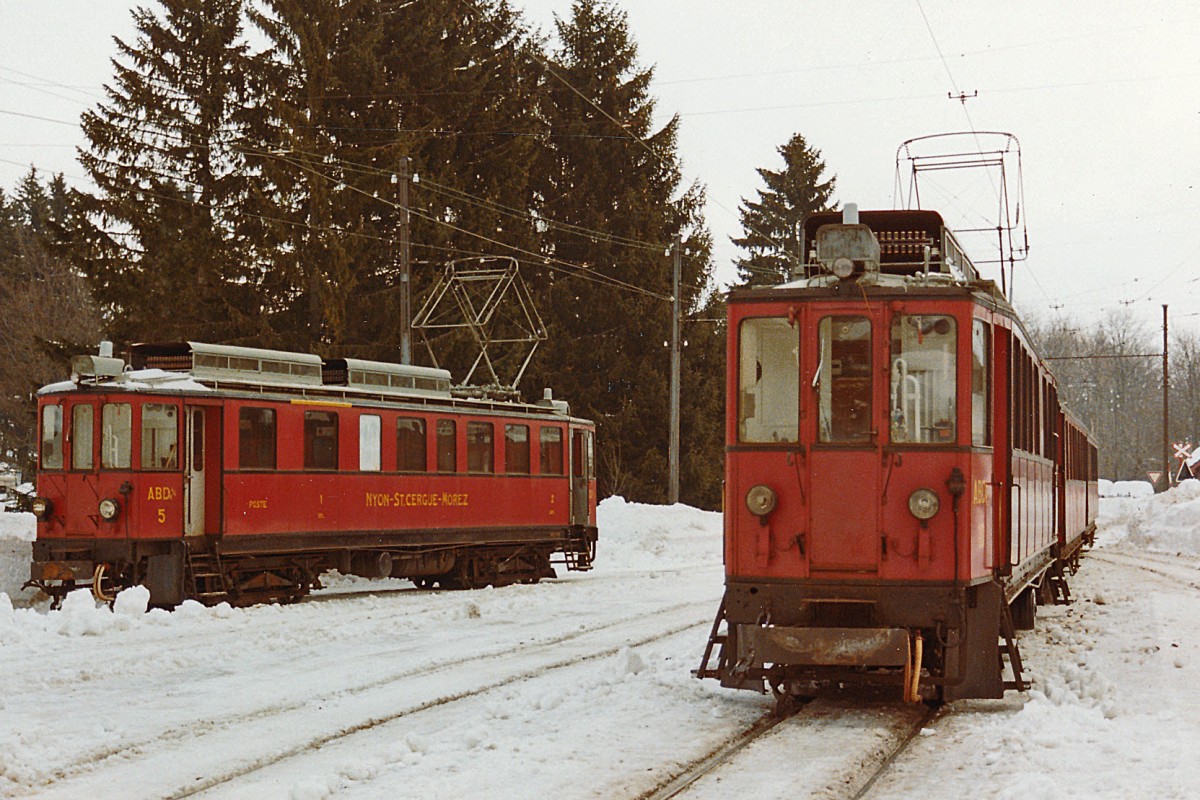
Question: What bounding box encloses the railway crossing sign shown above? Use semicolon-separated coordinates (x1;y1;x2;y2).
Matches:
1175;442;1193;460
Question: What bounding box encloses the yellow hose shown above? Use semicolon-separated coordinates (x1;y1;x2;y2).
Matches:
91;563;114;603
908;631;924;703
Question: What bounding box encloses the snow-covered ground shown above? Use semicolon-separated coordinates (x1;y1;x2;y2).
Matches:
2;488;1200;798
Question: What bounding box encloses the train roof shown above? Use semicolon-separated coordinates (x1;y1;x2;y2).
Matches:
39;342;586;423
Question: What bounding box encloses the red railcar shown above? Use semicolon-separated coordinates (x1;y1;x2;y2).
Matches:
27;342;597;607
696;207;1097;703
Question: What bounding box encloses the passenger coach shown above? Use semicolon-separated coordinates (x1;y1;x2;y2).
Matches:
28;342;598;607
697;207;1098;703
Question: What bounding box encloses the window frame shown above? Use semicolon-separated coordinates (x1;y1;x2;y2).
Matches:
40;404;63;470
397;416;427;473
467;421;494;474
141;402;180;471
359;414;382;472
303;410;339;471
504;423;530;475
238;406;277;470
101;402;132;469
539;426;564;475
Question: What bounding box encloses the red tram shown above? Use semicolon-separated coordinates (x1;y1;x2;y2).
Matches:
27;341;597;607
697;207;1098;703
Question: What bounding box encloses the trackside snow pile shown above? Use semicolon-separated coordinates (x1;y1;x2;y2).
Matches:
595;496;721;571
0;512;35;607
1116;480;1200;554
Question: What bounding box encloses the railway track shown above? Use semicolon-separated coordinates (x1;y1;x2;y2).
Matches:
845;704;941;799
635;708;803;800
25;599;716;800
631;699;940;800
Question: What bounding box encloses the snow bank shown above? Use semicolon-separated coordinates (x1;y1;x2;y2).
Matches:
1118;480;1200;555
0;513;35;607
1098;479;1154;498
595;496;722;572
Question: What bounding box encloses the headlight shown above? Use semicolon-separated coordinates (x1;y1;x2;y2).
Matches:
832;257;855;279
31;496;52;519
746;484;777;517
908;488;940;521
98;498;120;521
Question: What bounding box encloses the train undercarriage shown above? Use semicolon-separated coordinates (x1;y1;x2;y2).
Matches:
27;526;598;608
695;535;1090;706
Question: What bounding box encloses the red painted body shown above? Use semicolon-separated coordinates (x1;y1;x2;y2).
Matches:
30;348;598;607
700;208;1099;702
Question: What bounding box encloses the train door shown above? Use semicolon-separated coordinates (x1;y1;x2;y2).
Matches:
184;407;205;536
569;427;593;526
807;310;883;573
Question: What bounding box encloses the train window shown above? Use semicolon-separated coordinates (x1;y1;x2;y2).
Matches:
72;404;94;470
142;403;179;470
738;317;799;443
239;407;276;469
359;415;381;471
101;403;132;469
397;417;427;472
437;419;457;473
505;424;530;474
817;316;872;443
889;315;956;444
540;427;564;475
467;422;494;474
41;405;63;470
304;411;339;470
972;321;991;447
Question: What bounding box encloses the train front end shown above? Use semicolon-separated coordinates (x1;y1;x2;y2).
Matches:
697;208;1009;703
27;347;194;607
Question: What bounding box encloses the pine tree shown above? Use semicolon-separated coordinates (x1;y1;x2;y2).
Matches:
246;0;545;359
529;0;715;503
76;0;261;345
732;132;836;285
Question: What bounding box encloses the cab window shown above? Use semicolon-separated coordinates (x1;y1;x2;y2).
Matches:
141;403;178;470
890;315;957;444
817;316;872;443
41;405;63;469
72;404;94;470
738;317;799;443
101;403;132;469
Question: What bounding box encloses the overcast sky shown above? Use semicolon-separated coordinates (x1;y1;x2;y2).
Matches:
2;1;1198;338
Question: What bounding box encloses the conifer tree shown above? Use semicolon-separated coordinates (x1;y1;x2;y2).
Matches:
246;0;545;358
530;0;715;503
76;0;259;345
732;132;836;285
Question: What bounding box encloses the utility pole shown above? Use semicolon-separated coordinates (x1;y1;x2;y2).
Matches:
668;235;681;505
396;157;413;365
1163;304;1170;489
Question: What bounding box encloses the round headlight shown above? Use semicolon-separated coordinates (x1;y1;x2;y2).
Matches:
98;498;120;521
832;257;855;279
908;488;940;521
31;496;51;519
746;485;777;517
